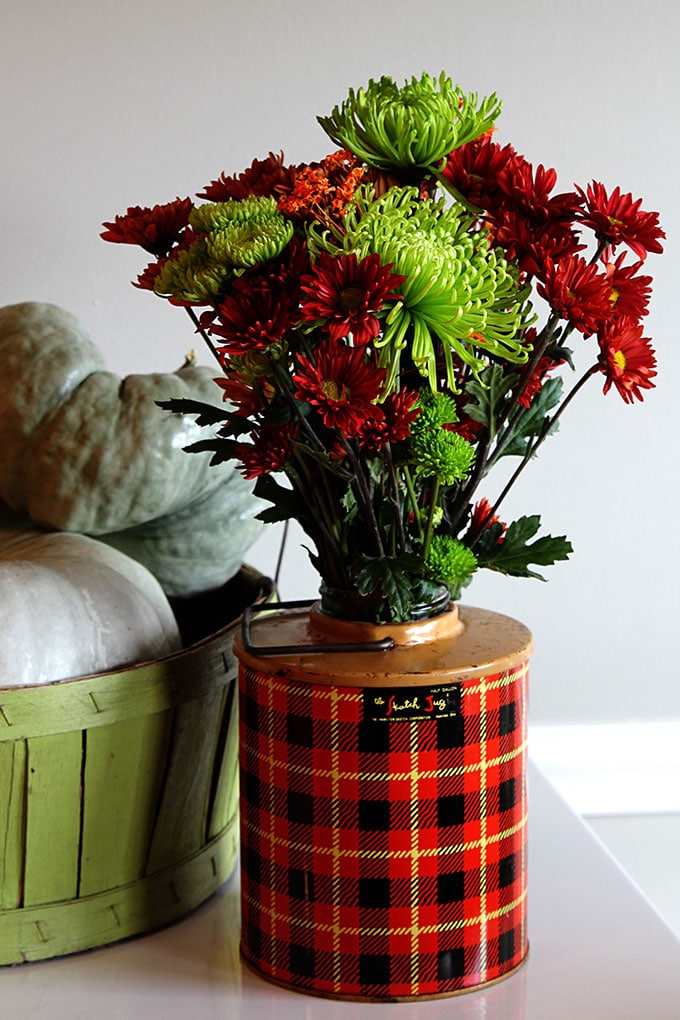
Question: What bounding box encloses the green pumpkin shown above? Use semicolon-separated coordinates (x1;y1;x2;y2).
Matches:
0;302;262;596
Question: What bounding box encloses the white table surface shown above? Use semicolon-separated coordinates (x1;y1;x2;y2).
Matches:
2;762;679;1020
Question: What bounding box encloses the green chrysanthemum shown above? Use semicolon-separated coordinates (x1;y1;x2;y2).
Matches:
426;535;478;596
318;72;501;172
206;218;294;268
320;186;531;389
189;195;280;233
414;388;459;429
154;238;231;303
409;392;474;484
154;196;293;303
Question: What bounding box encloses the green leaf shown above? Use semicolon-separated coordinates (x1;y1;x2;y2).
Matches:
253;474;304;523
471;520;506;565
499;377;563;458
463;364;518;441
156;397;228;425
481;514;572;580
341;483;360;524
353;553;424;622
156;397;253;437
183;437;242;465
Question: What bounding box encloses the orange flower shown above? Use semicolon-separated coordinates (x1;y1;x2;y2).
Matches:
277;150;365;226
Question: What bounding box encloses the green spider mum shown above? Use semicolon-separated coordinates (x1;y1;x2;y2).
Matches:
318;72;501;172
154;196;293;304
317;186;532;389
425;535;478;597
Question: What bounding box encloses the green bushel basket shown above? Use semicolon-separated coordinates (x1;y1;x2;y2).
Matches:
0;565;273;965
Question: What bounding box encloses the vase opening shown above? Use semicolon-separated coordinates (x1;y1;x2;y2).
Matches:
318;581;451;624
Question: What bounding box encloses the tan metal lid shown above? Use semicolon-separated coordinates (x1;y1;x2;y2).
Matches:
234;602;533;688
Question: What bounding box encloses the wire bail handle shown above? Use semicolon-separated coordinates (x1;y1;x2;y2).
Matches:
240;600;395;657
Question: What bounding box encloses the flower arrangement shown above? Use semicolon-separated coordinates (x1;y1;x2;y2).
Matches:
102;72;664;623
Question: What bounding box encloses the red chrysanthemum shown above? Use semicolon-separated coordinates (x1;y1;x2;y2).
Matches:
441;137;518;214
133;260;166;292
300;252;405;345
494;209;584;277
209;241;308;354
474;153;584;275
597;319;657;404
467;497;506;543
233;235;310;297
101;198;193;258
210;288;295;355
292;339;386;436
358;388;421;450
603;253;652;321
445;416;483;443
576;182;665;260
237;423;299;479
537;254;613;336
214;376;262;416
497;157;582;225
197;152;296;202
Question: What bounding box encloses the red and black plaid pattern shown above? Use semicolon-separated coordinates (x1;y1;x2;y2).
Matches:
239;658;529;1000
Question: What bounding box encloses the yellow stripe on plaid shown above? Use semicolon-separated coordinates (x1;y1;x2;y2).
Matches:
244;739;527;785
243;811;527;861
243;885;527;939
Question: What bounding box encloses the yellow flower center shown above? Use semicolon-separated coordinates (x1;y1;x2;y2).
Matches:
322;378;349;401
613;349;627;371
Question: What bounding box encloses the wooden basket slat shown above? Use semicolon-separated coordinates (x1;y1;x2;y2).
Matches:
24;732;82;907
0;739;27;909
78;711;173;898
0;646;230;742
0;824;237;964
145;684;228;874
207;681;239;840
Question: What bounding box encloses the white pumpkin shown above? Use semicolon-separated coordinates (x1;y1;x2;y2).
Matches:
0;528;182;687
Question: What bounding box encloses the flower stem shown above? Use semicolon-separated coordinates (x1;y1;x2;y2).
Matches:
341;439;385;558
184;307;221;365
288;456;349;582
488;313;563;466
422;476;441;560
403;465;425;543
491;362;600;519
383;445;407;550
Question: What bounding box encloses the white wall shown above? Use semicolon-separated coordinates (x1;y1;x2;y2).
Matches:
2;0;678;725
